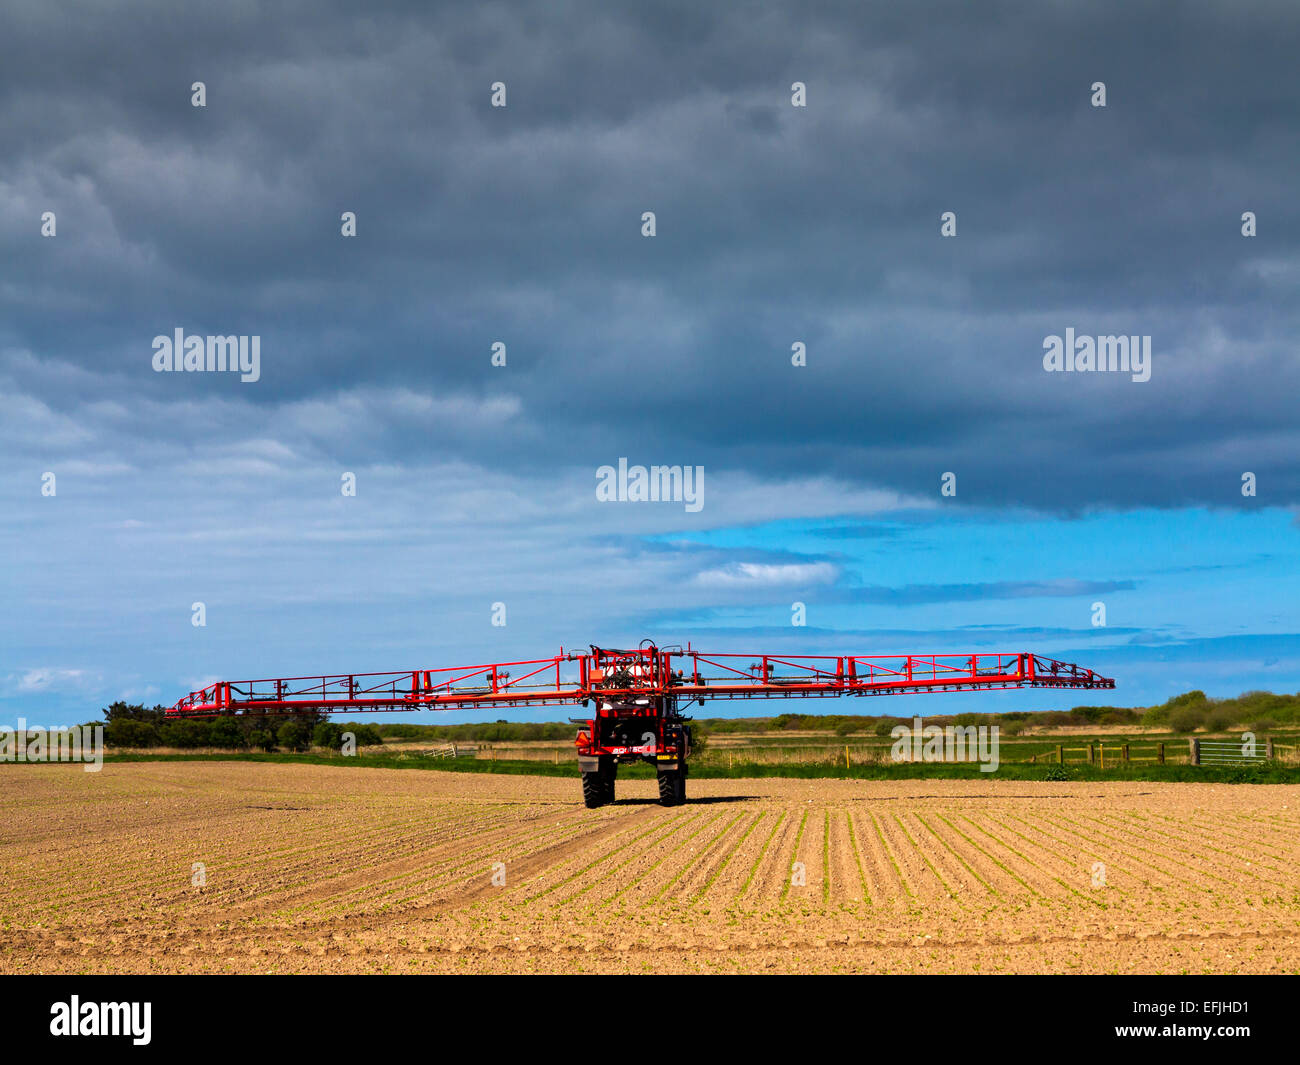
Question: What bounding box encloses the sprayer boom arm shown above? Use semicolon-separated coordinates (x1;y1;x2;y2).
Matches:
169;647;1114;717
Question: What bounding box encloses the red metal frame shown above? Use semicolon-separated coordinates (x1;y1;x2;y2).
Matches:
167;645;1114;717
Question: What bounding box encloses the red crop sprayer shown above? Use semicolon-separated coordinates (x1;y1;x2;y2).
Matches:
169;642;1114;808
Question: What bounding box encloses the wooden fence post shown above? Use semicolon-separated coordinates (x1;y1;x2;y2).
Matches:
1157;742;1165;765
1056;744;1064;765
1266;738;1275;759
1087;743;1095;765
1099;743;1105;770
1122;743;1130;764
1189;738;1200;766
845;746;851;770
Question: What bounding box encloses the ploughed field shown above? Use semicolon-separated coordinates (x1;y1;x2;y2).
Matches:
2;763;1297;974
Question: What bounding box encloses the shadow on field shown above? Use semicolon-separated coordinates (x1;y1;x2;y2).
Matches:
613;796;757;806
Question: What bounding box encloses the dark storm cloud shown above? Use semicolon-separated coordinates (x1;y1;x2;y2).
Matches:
3;0;1299;509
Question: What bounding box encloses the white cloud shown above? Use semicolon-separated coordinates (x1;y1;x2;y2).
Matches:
12;668;91;693
694;562;838;588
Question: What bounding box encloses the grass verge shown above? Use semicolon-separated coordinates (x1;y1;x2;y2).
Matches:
80;750;1300;784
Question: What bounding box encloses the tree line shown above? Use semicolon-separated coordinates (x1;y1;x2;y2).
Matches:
96;688;1300;751
100;702;384;751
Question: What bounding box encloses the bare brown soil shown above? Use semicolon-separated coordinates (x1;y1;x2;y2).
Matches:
1;763;1297;974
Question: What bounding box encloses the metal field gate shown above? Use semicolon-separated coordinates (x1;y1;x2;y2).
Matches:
1197;737;1271;767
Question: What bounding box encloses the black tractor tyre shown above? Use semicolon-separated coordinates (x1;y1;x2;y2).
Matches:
603;763;617;804
658;771;680;806
674;772;686;804
582;771;605;808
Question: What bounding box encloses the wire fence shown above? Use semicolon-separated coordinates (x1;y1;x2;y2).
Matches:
466;736;1299;769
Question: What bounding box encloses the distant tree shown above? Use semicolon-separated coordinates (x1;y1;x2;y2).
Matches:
276;721;310;751
1203;710;1233;733
101;701;167;724
248;728;275;752
350;724;384;747
312;722;348;750
208;717;245;748
1170;707;1206;734
104;720;160;748
1140;704;1169;728
159;720;212;748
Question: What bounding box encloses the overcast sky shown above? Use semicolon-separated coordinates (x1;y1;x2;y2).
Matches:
3;1;1298;726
